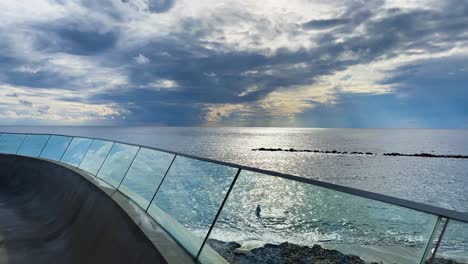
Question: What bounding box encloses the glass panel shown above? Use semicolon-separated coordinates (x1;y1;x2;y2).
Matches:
78;140;114;175
40;135;72;161
198;170;438;264
60;137;93;166
0;133;26;154
17;135;50;157
434;220;468;263
119;148;175;209
147;156;238;257
97;143;139;188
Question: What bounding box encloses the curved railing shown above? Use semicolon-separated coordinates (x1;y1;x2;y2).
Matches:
0;132;467;264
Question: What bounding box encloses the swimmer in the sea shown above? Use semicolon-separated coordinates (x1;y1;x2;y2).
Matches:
256;204;261;218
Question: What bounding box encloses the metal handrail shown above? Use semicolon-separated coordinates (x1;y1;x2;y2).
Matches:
1;130;467;224
1;130;468;263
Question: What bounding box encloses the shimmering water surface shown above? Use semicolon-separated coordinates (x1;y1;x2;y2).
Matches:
1;126;468;262
2;126;467;212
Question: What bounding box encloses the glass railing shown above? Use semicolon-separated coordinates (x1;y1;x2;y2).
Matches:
0;132;467;264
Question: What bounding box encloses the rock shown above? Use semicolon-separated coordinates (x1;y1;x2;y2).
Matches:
233;249;248;256
227;241;242;250
427;258;465;264
208;239;371;264
252;148;468;159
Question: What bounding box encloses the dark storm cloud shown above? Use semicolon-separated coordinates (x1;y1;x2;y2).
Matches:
91;87;204;125
303;19;350;29
34;24;119;56
90;0;468;125
0;55;62;89
6;67;72;89
119;0;175;13
0;0;467;126
54;29;118;55
147;0;175;13
121;1;465;99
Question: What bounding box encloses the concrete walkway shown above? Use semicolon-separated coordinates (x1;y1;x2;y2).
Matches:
0;154;167;264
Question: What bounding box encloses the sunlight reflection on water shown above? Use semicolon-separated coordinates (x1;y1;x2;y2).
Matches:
2;126;468;212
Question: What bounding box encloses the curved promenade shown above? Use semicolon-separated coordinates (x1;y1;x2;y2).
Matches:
0;154;166;264
0;132;467;264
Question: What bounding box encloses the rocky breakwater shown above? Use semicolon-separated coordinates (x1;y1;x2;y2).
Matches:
252;148;468;159
252;148;374;156
383;153;468;159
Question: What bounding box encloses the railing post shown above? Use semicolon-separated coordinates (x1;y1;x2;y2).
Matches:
145;154;177;212
116;146;140;190
77;139;95;168
59;137;73;161
38;135;52;157
195;168;242;261
15;134;28;154
429;218;450;264
420;216;442;264
95;142;116;177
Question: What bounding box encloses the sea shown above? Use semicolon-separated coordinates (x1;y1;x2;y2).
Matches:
1;126;467;262
2;126;467;212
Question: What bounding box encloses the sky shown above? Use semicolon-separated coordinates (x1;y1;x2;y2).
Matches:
0;0;467;128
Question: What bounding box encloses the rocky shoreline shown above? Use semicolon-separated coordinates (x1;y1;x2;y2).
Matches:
207;239;374;264
427;258;465;264
207;239;466;264
252;148;468;159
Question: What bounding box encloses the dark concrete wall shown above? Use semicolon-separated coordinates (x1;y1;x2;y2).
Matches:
0;154;167;264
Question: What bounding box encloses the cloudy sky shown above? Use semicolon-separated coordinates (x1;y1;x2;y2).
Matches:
0;0;467;127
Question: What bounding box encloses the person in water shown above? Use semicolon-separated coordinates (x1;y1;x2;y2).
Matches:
256;204;261;217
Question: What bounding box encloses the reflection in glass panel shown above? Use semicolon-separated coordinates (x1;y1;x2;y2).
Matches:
119;148;174;209
0;134;26;154
148;156;238;257
60;138;93;166
40;135;72;161
17;135;50;157
78;140;114;175
198;171;438;264
434;220;468;263
97;143;139;188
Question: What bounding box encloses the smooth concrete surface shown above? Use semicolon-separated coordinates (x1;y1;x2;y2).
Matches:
0;154;167;264
110;191;196;264
60;163;196;264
